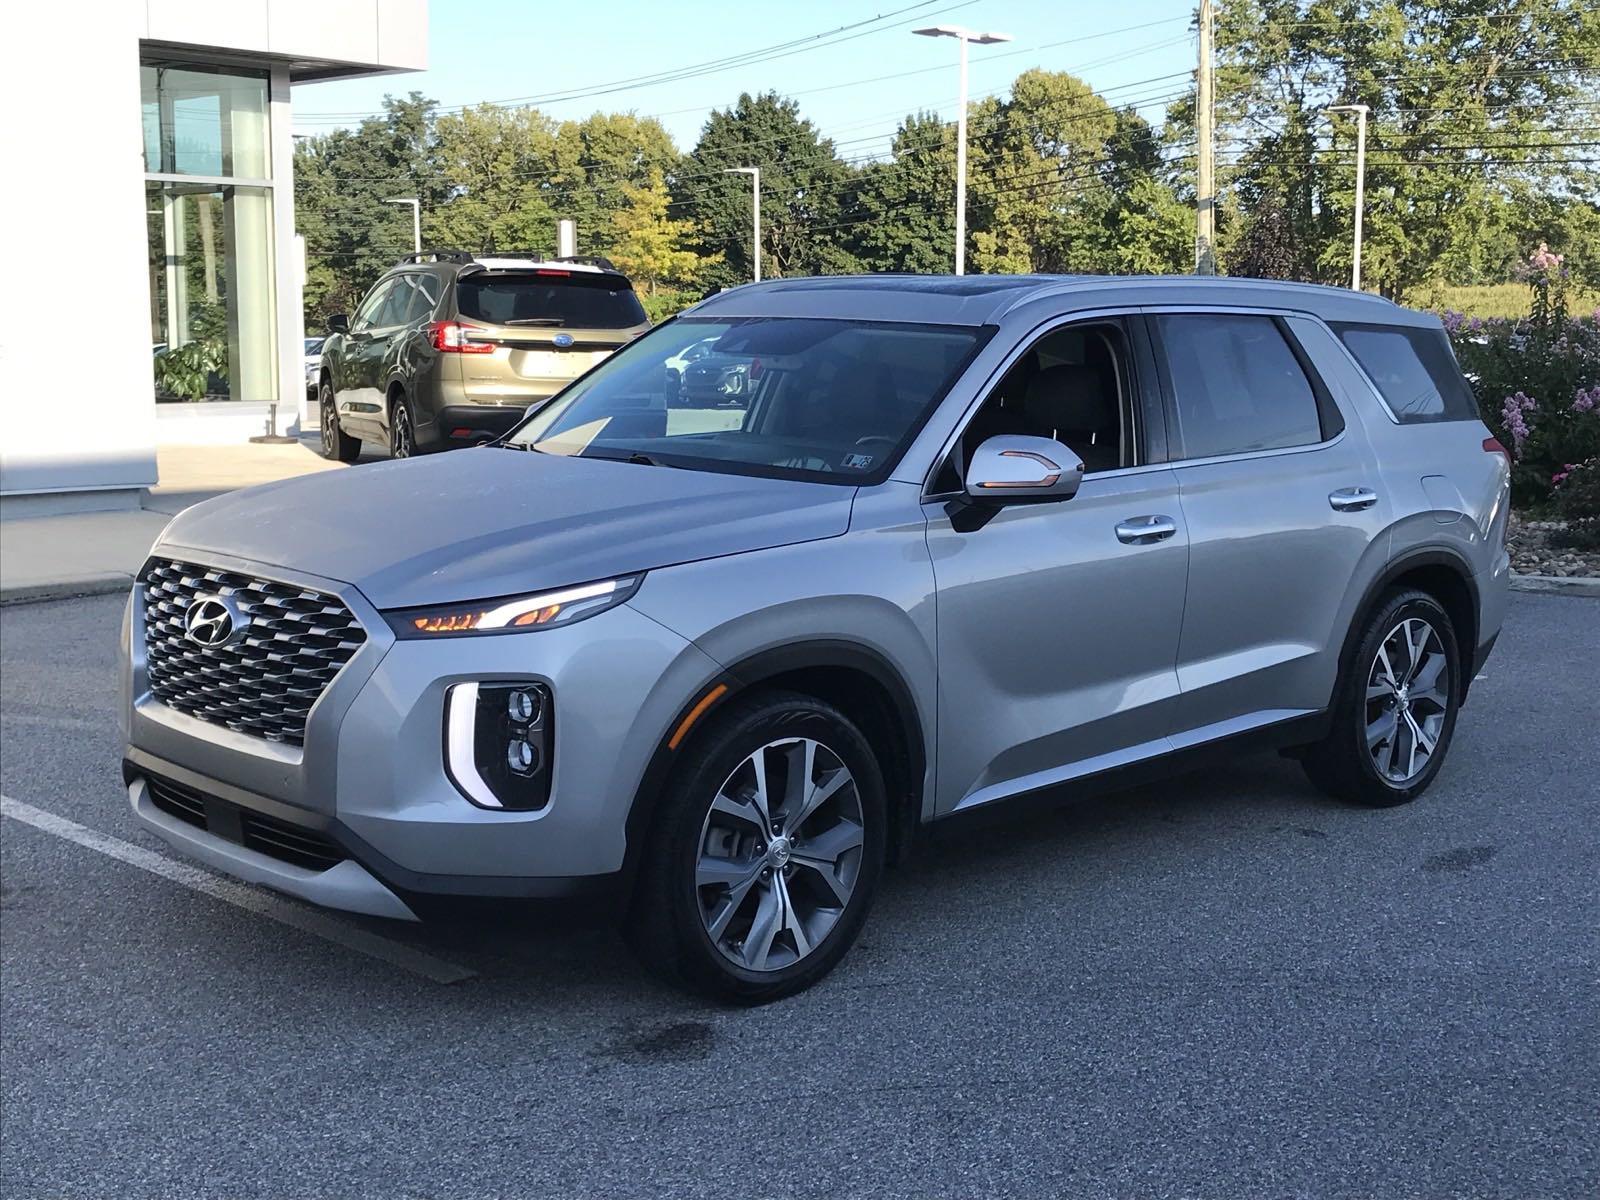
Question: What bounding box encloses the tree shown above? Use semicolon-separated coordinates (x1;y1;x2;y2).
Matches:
677;92;862;286
1184;0;1600;297
845;112;956;272
608;168;716;294
294;93;443;324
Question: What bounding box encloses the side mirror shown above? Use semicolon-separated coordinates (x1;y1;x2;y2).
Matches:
327;314;350;334
963;434;1084;503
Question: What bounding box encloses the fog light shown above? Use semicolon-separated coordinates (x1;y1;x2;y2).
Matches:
444;681;552;811
507;689;540;723
506;737;538;775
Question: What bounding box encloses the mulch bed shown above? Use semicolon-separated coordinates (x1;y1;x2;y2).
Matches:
1507;513;1600;578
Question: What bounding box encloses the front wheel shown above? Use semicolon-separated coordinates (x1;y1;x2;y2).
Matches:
628;690;886;1003
1303;589;1461;806
319;381;360;463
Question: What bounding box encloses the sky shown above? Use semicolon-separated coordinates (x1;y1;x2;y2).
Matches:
290;0;1199;158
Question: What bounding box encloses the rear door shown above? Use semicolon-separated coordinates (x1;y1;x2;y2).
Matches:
452;269;651;405
1148;309;1391;738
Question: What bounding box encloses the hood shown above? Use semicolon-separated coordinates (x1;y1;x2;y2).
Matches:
157;449;854;609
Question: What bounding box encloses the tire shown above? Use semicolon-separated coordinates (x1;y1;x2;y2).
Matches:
1302;588;1462;807
627;689;887;1004
389;391;416;459
319;380;360;463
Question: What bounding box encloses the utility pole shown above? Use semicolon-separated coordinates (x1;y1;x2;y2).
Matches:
1327;103;1370;290
1195;0;1216;275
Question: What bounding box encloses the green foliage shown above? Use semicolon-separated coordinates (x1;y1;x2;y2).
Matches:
293;11;1597;333
640;289;700;323
1448;252;1600;504
1551;458;1600;547
608;168;718;295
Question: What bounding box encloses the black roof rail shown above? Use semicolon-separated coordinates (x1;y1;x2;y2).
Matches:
551;254;619;271
398;249;475;265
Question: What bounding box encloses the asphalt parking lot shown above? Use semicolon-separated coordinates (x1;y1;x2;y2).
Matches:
2;590;1596;1198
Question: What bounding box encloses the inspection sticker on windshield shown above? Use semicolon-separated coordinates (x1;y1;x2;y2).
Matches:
843;453;875;470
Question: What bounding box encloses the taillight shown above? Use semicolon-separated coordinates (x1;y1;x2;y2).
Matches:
1483;436;1509;458
427;320;494;353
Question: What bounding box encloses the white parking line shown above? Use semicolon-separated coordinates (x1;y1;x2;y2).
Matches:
0;795;475;986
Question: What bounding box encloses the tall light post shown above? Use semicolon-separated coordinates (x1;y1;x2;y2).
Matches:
1325;104;1370;290
722;167;761;281
913;24;1013;275
384;196;421;255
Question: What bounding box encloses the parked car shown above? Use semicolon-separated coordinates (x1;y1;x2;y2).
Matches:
122;275;1509;1002
314;251;649;461
665;336;749;407
303;337;325;399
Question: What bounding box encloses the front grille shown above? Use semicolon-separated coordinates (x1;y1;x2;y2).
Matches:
141;558;367;745
144;773;346;873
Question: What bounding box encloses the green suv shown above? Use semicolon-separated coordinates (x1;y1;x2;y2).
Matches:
316;252;650;460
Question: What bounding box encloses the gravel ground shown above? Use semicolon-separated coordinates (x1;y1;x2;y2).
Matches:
2;591;1597;1199
1508;512;1600;577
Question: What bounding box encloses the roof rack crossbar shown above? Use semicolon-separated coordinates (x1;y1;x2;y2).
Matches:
398;249;475;264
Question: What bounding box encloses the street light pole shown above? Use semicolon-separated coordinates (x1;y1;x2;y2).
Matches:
723;167;761;281
913;25;1013;276
1326;104;1370;291
384;197;421;255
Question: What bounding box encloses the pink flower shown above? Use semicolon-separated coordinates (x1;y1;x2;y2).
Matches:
1574;386;1598;413
1529;242;1565;272
1500;392;1536;455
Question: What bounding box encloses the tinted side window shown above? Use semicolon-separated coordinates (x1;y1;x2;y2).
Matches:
1155;314;1325;459
351;279;397;332
1330;322;1477;422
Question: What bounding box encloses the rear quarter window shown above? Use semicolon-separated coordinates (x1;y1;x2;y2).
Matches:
1330;322;1478;423
457;273;647;329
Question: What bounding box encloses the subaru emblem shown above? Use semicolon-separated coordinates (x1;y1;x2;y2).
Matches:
552;332;574;348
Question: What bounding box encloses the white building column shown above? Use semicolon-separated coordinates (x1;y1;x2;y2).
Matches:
268;63;306;434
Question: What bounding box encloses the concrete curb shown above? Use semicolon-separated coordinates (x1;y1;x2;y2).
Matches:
1509;572;1600;597
0;575;134;607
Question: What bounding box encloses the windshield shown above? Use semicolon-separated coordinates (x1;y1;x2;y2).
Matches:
505;317;986;485
456;273;647;329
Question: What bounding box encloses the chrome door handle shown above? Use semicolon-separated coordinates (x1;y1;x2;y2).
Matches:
1329;486;1379;512
1115;515;1178;545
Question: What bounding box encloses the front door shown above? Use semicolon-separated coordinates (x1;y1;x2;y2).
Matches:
925;317;1190;816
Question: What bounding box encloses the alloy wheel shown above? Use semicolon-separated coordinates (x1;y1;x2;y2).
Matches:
320;386;337;454
391;404;413;458
695;737;865;972
1365;616;1450;784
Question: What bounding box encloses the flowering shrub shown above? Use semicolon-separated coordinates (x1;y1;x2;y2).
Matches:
1444;245;1600;510
1551;458;1600;549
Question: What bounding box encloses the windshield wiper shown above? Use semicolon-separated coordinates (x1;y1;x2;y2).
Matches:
502;317;566;327
581;448;666;467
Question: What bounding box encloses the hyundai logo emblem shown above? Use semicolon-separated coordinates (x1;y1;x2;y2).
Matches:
552;332;574;348
183;594;247;649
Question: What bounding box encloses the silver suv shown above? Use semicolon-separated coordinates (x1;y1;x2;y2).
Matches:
121;276;1510;1002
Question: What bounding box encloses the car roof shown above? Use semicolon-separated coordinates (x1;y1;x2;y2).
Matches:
686;273;1430;328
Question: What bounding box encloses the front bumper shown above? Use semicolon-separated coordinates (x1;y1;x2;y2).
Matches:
122;550;722;917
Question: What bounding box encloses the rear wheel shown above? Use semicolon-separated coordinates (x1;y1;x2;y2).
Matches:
628;690;886;1004
1303;589;1461;806
319;380;360;463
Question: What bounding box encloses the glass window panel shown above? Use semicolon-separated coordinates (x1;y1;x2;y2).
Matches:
147;182;277;403
1155;314;1324;459
140;62;270;179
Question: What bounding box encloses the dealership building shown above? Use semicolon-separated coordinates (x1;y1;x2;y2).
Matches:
0;2;426;515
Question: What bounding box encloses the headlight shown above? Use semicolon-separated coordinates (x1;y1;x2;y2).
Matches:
384;575;642;638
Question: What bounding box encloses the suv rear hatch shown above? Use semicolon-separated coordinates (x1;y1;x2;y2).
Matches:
450;268;650;403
